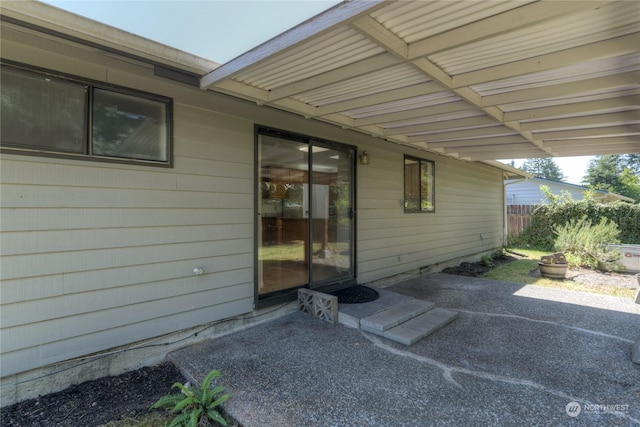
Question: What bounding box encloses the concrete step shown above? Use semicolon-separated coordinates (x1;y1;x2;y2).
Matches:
360;299;435;333
382;308;459;345
362;305;458;346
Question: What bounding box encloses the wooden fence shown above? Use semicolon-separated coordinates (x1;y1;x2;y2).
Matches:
507;204;536;238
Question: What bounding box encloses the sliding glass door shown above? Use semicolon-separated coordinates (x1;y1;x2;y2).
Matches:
257;128;355;298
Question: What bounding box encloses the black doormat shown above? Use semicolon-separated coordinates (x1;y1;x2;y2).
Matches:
330;285;379;304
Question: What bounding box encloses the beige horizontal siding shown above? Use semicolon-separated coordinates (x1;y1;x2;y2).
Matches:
356;145;504;283
0;36;257;376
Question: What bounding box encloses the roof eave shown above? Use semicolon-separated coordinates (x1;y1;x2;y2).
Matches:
200;0;386;89
1;0;220;75
482;161;533;180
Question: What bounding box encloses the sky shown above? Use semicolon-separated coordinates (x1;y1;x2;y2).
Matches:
42;1;596;185
42;0;341;63
500;156;595;186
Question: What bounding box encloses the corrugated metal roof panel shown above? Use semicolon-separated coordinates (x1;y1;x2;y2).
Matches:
409;123;511;137
383;110;486;129
295;64;428;106
343;92;462;118
428;132;523;143
501;87;640;111
370;0;531;43
233;27;385;89
200;0;639;159
431;2;639;75
472;53;640;95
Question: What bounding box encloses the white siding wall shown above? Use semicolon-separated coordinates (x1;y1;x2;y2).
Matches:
505;179;587;205
0;35;255;377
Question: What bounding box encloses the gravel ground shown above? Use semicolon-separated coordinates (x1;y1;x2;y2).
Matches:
562;268;638;289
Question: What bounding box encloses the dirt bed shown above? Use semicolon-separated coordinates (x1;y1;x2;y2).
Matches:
1;363;185;427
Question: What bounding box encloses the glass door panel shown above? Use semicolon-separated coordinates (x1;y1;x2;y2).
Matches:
310;145;354;286
257;134;309;295
257;129;355;298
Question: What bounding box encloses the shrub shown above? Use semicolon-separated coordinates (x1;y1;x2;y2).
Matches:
510;189;640;250
150;369;230;427
553;217;622;271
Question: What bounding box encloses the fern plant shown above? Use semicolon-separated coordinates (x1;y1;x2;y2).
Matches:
150;369;230;427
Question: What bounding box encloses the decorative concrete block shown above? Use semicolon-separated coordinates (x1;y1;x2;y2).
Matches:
314;293;338;324
297;289;338;324
298;288;315;316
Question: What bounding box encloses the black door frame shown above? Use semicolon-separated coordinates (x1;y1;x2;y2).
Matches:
254;125;357;308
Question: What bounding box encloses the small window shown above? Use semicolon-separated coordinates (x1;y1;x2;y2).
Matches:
0;66;88;154
93;89;168;162
404;155;435;213
1;63;171;166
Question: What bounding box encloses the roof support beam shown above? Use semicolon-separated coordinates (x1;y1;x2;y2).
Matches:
350;0;555;156
351;15;408;58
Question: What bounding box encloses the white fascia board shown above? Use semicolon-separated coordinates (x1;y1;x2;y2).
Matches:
1;0;219;75
200;0;387;89
482;160;534;180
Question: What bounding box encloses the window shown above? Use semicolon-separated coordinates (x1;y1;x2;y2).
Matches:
404;155;435;213
1;63;171;165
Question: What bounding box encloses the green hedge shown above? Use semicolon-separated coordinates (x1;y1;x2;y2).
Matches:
511;200;640;249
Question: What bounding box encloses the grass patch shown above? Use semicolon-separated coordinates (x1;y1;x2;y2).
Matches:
260;242;305;261
486;248;635;299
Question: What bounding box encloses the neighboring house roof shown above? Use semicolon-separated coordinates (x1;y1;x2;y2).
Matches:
3;0;638;164
505;177;635;204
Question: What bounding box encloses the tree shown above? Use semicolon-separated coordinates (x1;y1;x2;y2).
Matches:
622;154;640;174
521;158;565;181
584;155;640;202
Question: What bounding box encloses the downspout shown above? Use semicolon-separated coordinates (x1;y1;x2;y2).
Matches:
503;175;529;246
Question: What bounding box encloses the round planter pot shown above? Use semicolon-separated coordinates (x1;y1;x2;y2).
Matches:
539;262;568;279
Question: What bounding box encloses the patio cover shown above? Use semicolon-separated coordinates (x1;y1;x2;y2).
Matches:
201;0;640;161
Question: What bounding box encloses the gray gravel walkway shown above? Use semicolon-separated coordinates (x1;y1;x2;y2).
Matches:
169;274;640;426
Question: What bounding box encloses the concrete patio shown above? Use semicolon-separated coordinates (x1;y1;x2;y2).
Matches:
169;274;640;426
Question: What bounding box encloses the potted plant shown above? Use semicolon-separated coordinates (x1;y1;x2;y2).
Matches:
539;253;568;279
